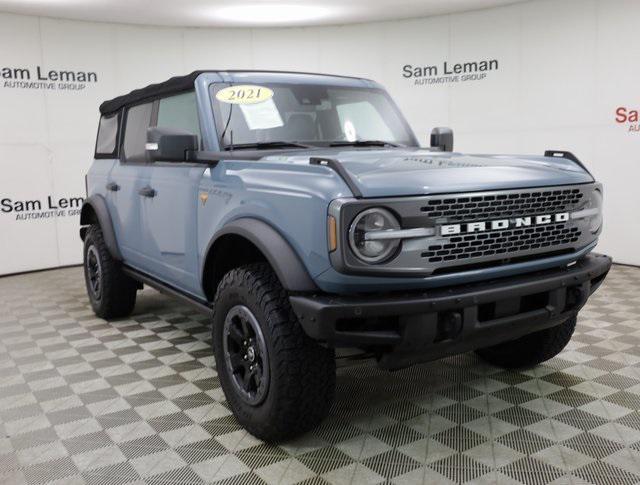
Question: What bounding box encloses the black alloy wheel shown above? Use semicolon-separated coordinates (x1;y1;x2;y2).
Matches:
86;245;103;301
223;305;270;406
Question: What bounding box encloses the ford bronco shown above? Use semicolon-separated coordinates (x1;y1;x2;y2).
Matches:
81;70;612;441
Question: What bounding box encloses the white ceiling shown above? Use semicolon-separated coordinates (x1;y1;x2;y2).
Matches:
0;0;528;28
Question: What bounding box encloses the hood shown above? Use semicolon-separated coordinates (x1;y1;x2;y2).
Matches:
264;148;594;198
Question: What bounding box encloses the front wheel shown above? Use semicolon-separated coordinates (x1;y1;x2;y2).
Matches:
212;263;336;442
475;315;577;368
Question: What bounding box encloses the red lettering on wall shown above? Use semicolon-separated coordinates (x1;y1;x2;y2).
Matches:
617;107;639;123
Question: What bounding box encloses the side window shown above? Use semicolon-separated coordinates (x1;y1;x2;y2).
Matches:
95;113;119;158
123;102;153;163
157;91;201;140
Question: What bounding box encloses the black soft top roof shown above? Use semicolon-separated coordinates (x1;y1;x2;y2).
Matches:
99;70;368;115
99;71;204;115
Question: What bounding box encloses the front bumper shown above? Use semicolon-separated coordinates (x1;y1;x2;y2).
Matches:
289;253;612;370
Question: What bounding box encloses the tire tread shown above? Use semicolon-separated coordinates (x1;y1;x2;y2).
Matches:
212;263;335;442
84;225;137;319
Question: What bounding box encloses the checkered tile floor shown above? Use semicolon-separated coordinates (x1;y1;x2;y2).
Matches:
0;264;639;484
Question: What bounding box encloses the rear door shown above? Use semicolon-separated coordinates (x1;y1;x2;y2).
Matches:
106;102;154;270
139;91;204;296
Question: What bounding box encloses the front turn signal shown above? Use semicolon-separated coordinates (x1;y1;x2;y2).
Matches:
328;215;337;252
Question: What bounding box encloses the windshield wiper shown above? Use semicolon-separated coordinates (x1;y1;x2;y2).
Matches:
328;140;401;148
225;141;312;150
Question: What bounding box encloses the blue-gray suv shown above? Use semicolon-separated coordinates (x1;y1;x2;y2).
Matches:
81;70;612;441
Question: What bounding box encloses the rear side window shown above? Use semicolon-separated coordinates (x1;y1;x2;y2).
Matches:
122;102;153;163
95;113;119;158
157;91;201;140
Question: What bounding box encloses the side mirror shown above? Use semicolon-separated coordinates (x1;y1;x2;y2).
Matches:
146;127;198;162
430;127;454;152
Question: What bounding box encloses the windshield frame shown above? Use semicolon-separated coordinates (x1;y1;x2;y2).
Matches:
208;82;420;151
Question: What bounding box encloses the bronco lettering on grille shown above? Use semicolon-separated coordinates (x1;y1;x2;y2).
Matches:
440;212;570;236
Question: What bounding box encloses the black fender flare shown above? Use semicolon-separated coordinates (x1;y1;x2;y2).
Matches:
205;218;318;292
79;195;123;261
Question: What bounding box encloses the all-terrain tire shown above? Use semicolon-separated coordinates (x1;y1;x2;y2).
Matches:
212;263;336;442
83;225;137;319
475;316;577;368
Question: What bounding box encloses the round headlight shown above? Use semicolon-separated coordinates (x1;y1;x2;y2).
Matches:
348;208;401;264
590;188;603;234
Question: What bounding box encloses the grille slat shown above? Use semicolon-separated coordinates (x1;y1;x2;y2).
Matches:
420;188;584;223
421;224;581;263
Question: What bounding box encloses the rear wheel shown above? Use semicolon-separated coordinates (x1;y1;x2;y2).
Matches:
475;316;577;368
212;263;336;442
83;225;137;319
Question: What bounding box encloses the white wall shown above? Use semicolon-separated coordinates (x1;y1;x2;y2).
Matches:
1;0;638;275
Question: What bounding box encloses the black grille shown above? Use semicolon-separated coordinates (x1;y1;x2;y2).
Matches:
422;224;581;263
420;188;584;223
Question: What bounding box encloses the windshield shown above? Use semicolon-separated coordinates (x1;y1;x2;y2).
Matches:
210;82;418;150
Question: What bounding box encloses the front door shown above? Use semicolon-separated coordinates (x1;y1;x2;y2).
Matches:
138;92;204;297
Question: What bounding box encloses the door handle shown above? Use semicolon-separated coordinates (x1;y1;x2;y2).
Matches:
106;182;120;192
138;186;156;198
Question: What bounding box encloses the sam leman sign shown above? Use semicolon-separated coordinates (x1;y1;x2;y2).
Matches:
403;58;499;85
1;65;98;91
1;194;84;221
